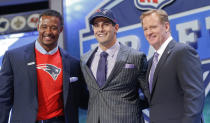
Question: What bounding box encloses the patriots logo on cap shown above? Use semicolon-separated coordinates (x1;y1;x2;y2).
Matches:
37;64;61;80
102;9;109;15
95;9;109;15
134;0;175;10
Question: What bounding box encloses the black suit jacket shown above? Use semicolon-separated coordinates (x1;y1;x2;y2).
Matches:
146;40;205;123
0;42;88;123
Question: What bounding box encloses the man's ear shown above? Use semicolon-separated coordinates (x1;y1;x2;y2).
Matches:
59;26;63;33
115;24;119;31
165;22;170;32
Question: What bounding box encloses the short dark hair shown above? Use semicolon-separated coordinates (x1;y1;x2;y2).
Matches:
39;9;63;26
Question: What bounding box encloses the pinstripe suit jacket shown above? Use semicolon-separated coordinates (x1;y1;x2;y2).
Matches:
81;44;149;123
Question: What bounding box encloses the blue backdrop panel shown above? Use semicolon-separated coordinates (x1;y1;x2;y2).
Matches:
0;31;38;67
63;0;210;123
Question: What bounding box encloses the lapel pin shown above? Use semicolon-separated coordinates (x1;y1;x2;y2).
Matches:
167;51;171;54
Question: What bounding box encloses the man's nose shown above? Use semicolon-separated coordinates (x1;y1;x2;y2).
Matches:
98;25;104;32
45;27;52;34
146;29;153;35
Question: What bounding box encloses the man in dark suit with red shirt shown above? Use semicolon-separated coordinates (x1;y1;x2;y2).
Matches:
0;9;88;123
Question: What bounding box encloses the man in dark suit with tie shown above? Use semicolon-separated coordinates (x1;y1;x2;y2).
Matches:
0;10;88;123
140;9;205;123
80;8;149;123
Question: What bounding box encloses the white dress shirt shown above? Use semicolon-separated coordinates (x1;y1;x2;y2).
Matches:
90;42;120;79
156;36;173;61
149;36;173;82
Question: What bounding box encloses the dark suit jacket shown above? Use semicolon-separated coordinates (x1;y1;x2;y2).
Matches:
81;44;149;123
0;42;88;123
146;40;205;123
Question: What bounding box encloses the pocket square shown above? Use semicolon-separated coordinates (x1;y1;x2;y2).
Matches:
124;63;135;68
69;77;78;83
27;62;35;66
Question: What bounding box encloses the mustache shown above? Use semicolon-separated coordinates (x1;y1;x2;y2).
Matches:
43;34;56;39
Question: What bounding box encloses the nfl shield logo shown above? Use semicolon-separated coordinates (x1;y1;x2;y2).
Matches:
134;0;175;10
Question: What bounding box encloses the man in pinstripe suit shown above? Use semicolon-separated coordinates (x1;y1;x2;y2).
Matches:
80;8;149;123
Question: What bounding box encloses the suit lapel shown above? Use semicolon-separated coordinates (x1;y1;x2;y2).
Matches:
82;44;129;89
82;47;99;88
105;44;129;87
151;41;176;95
60;48;70;108
24;42;38;108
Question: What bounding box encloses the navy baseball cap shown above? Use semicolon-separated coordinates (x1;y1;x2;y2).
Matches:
89;8;117;25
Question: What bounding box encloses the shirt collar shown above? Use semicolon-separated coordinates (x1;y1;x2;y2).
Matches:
156;36;173;56
97;41;120;57
35;40;58;55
